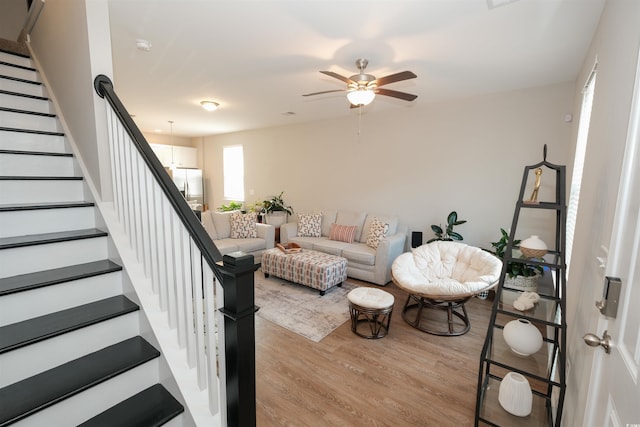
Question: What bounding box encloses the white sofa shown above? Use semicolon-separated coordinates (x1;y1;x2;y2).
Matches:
201;210;275;262
280;210;407;286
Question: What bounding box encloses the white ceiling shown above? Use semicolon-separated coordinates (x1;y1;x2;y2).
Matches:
107;0;605;137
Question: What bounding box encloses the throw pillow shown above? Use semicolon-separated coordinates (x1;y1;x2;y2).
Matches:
230;211;257;239
329;223;357;243
366;218;390;249
297;213;322;237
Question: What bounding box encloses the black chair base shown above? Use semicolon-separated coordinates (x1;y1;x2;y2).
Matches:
401;294;472;336
349;302;393;339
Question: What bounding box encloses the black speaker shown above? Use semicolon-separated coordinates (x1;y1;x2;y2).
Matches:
411;231;423;248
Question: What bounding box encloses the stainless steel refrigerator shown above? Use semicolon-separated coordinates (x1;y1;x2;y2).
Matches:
170;168;203;211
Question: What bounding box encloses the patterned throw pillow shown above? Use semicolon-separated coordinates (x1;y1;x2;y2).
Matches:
297;213;322;237
329;223;357;243
230;212;257;239
366;218;390;249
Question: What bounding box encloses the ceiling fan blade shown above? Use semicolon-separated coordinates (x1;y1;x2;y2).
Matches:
320;70;354;84
376;88;418;101
375;71;417;87
302;89;346;97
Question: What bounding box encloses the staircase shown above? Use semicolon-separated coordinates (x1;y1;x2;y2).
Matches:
0;49;186;426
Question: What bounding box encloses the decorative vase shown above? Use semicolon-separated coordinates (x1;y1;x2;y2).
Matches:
520;235;547;258
498;372;533;417
502;318;543;356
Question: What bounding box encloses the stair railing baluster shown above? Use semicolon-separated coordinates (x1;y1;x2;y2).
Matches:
95;74;257;426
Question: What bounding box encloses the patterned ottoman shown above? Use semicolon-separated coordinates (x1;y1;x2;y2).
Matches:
261;248;348;295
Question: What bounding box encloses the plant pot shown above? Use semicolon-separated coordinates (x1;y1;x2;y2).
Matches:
504;273;540;292
265;211;288;227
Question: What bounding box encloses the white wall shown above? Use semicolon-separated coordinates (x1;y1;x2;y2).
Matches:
28;0;113;198
564;0;640;425
202;82;574;250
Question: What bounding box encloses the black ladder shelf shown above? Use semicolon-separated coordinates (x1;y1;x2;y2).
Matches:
475;145;567;426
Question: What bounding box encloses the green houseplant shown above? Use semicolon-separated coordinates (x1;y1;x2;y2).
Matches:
262;192;293;226
262;192;293;216
427;211;467;243
217;201;243;212
491;228;543;278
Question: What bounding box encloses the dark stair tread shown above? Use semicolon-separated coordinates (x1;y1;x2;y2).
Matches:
0;60;36;72
0;336;159;426
0;228;107;250
0;89;48;101
0;126;64;136
0;175;81;180
0;259;122;296
0;201;93;212
0;49;30;59
0;106;55;117
0;74;41;86
78;384;184;427
0;295;139;353
0;149;72;157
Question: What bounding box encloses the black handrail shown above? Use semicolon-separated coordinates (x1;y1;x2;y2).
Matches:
93;75;223;283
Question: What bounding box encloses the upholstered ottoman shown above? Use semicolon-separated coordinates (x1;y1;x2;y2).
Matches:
261;248;348;295
347;287;394;339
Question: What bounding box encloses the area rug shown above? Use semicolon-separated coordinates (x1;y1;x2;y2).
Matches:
253;272;358;342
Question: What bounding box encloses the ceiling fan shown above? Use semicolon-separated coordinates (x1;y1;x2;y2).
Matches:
303;58;418;107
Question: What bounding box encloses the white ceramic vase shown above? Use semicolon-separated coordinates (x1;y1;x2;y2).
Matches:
498;372;533;417
265;211;287;227
503;318;543;356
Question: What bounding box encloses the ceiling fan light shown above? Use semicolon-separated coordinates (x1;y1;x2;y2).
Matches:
200;100;219;112
347;89;375;106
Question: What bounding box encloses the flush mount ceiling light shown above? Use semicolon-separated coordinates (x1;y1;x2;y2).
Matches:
347;88;376;106
200;101;219;112
135;39;152;51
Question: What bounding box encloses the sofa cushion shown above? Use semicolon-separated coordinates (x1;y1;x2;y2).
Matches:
320;210;337;236
201;211;218;240
236;237;267;253
335;211;367;241
214;238;240;255
329;223;357;243
297;213;322;237
212;211;234;239
312;239;352;256
361;214;398;243
230;211;257;238
365;218;390;248
342;243;376;266
288;236;322;250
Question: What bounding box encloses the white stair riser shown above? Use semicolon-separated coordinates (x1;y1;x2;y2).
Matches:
0;94;51;114
0;179;85;204
0;110;59;133
0;64;38;82
0;271;123;326
0;153;74;177
0;312;139;387
0;52;33;68
0;236;109;278
0;79;46;98
0;130;66;153
0;206;95;238
12;359;160;427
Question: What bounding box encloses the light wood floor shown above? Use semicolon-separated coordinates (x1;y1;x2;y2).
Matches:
255;278;494;426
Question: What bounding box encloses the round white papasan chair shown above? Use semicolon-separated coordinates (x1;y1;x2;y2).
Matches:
391;241;502;336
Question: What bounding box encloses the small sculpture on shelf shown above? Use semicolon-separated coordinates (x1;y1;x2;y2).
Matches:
524;167;543;204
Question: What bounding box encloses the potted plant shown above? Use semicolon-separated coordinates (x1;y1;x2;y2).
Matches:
262;192;293;226
427;211;467;243
217;201;243;212
491;228;544;291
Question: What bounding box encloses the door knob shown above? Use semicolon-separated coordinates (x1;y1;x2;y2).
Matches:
583;330;611;354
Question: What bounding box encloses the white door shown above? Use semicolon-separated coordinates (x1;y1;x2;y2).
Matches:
583;51;640;426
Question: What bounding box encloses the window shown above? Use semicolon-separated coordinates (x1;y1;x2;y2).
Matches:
223;145;244;201
566;64;597;270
